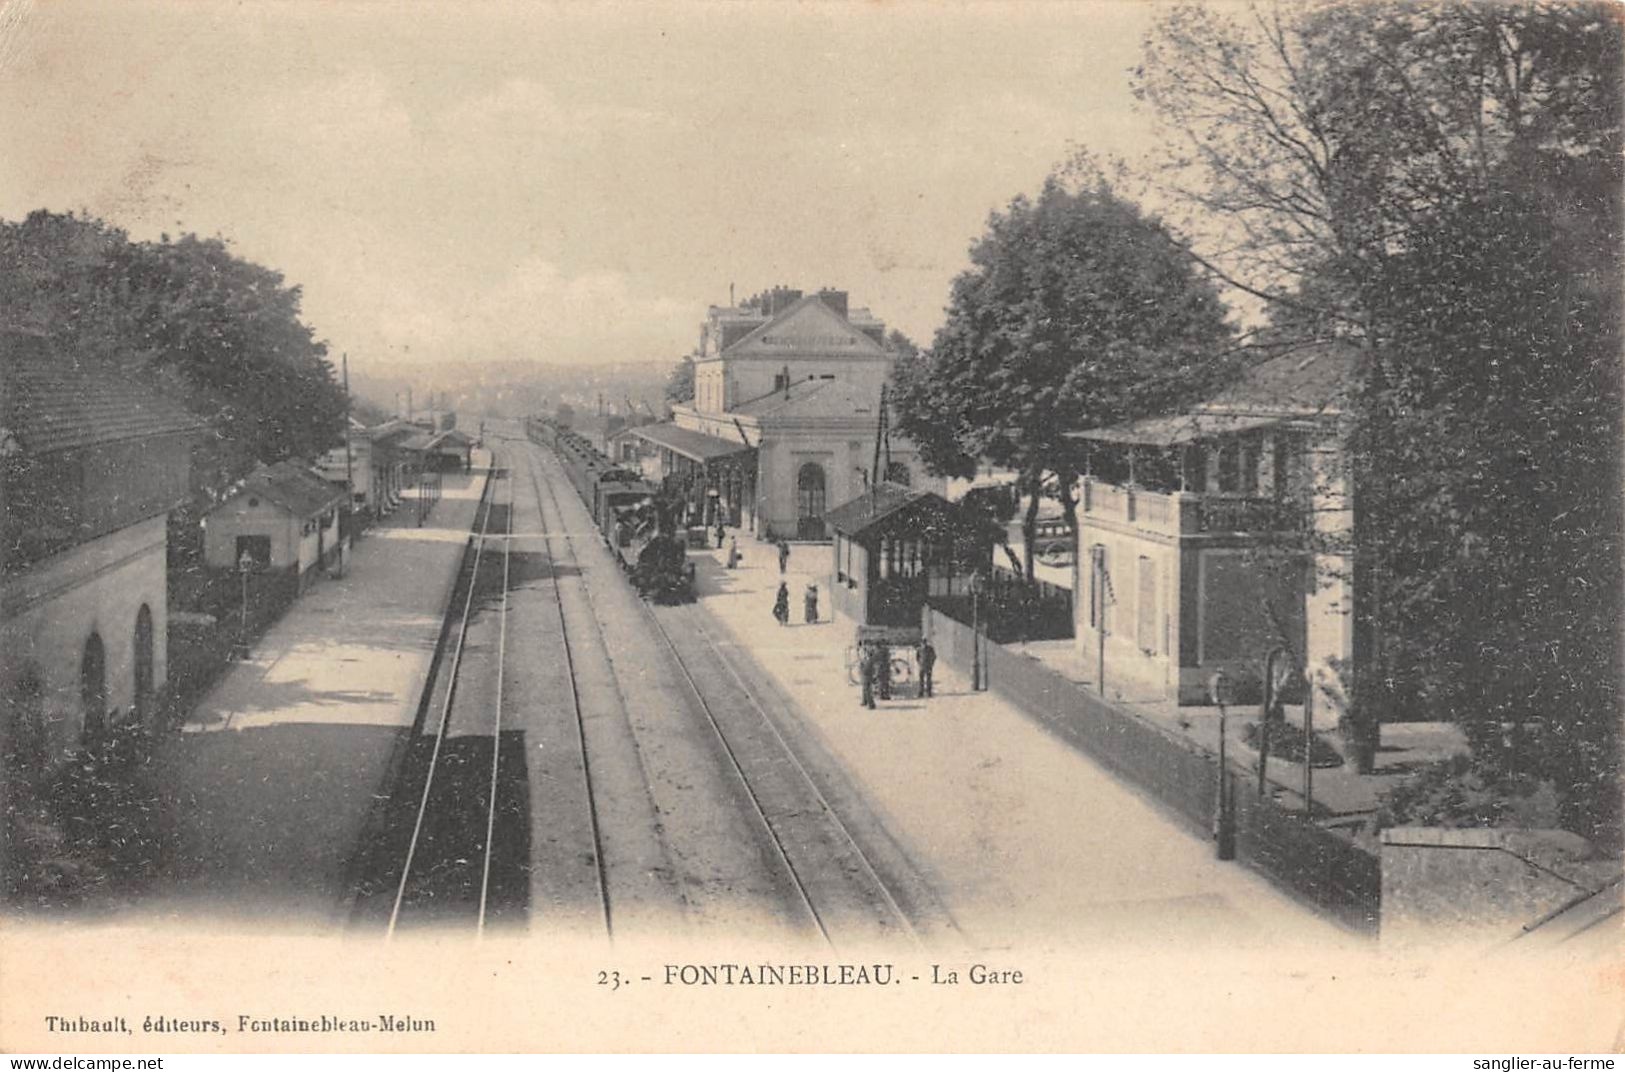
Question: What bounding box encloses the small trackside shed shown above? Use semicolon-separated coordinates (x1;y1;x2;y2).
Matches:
203;460;347;588
825;482;993;629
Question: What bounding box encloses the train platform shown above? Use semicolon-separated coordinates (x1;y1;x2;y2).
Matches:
135;453;492;926
689;527;1353;952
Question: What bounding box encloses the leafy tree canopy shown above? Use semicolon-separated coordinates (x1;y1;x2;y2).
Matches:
1;210;347;498
665;355;694;404
893;164;1235;575
1136;1;1621;844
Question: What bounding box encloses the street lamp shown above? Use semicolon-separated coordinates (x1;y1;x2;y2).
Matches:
970;571;984;692
237;549;254;657
1209;670;1236;861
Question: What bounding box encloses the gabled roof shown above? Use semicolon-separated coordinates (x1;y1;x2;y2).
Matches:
824;483;983;542
1;331;204;455
1067;341;1365;445
227;459;346;519
1067;412;1287;447
722;294;890;359
430;429;475;447
1197;341;1365;415
730;377;880;420
395;431;438;451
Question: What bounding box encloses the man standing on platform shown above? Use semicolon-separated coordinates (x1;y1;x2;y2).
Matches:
777;539;790;575
859;644;876;709
918;637;936;698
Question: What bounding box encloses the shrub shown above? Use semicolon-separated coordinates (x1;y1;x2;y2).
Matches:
1241;718;1344;768
1378;754;1563;832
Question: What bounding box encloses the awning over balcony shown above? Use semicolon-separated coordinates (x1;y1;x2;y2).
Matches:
629;422;753;463
1065;412;1286;447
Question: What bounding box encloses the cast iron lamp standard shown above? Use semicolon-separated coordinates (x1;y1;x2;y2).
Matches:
237;549;254;658
1209;671;1237;861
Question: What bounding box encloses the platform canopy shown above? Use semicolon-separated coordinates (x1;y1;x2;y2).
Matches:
629;421;754;463
1065;412;1286;448
825;483;989;544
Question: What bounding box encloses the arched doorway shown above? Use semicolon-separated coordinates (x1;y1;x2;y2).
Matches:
81;631;107;744
796;462;827;540
133;604;155;722
884;461;912;487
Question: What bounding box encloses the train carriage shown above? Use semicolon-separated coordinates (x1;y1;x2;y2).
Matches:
529;416;693;602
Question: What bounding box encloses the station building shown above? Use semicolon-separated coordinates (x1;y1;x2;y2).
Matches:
1;332;201;764
631;286;940;540
1065;343;1360;708
203;460;347;589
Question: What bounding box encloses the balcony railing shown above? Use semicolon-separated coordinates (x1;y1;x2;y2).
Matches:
1080;479;1304;537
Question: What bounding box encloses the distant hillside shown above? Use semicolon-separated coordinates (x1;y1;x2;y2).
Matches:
349;357;674;420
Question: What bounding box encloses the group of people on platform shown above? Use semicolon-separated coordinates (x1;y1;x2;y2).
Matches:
771;579;817;626
857;638;935;709
711;524;939;707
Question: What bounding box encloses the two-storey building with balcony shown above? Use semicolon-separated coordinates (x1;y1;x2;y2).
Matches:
1066;343;1361;707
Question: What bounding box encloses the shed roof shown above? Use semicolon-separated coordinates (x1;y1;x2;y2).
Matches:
824;483;980;542
226;460;346;519
629;421;754;463
1;331;204;455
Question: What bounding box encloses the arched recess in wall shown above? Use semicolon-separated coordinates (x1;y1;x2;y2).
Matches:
81;632;107;743
796;462;827;540
134;604;155;720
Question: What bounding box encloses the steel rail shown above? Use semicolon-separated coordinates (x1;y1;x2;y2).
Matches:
386;453;500;939
517;438;614;938
475;465;514;937
636;599;832;947
676;606;921;947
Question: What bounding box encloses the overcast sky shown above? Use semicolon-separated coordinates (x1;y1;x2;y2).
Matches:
0;0;1167;376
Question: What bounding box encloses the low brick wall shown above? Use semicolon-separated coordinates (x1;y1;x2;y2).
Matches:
1380;826;1618;951
924;605;1380;932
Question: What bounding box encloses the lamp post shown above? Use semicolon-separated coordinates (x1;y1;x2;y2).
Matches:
1209;670;1236;860
237;549;254;657
1260;646;1292;798
970;572;983;692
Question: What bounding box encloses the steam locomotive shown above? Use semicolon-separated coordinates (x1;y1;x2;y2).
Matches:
527;418;695;603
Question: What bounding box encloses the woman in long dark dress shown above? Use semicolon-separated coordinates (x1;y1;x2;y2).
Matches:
772;581;790;626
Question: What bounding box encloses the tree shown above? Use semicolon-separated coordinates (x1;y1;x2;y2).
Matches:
0;211;347;499
1136;2;1622;843
893;167;1235;580
555;402;575;427
664;355;694;404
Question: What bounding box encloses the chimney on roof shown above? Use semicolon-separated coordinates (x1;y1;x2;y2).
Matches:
817;288;848;318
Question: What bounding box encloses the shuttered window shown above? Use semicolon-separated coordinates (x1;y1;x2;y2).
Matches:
1137;555;1158;654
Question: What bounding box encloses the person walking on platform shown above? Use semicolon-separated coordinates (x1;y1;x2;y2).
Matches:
859;644;876;709
804;583;819;624
772;581;790;626
918;637;936;698
777;539;790;574
715;518;726;549
726;536;740;570
876;642;893;701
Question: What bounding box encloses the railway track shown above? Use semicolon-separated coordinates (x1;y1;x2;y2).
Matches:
513;439;616;939
525;433;924;951
364;427;937;948
377;454;520;937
